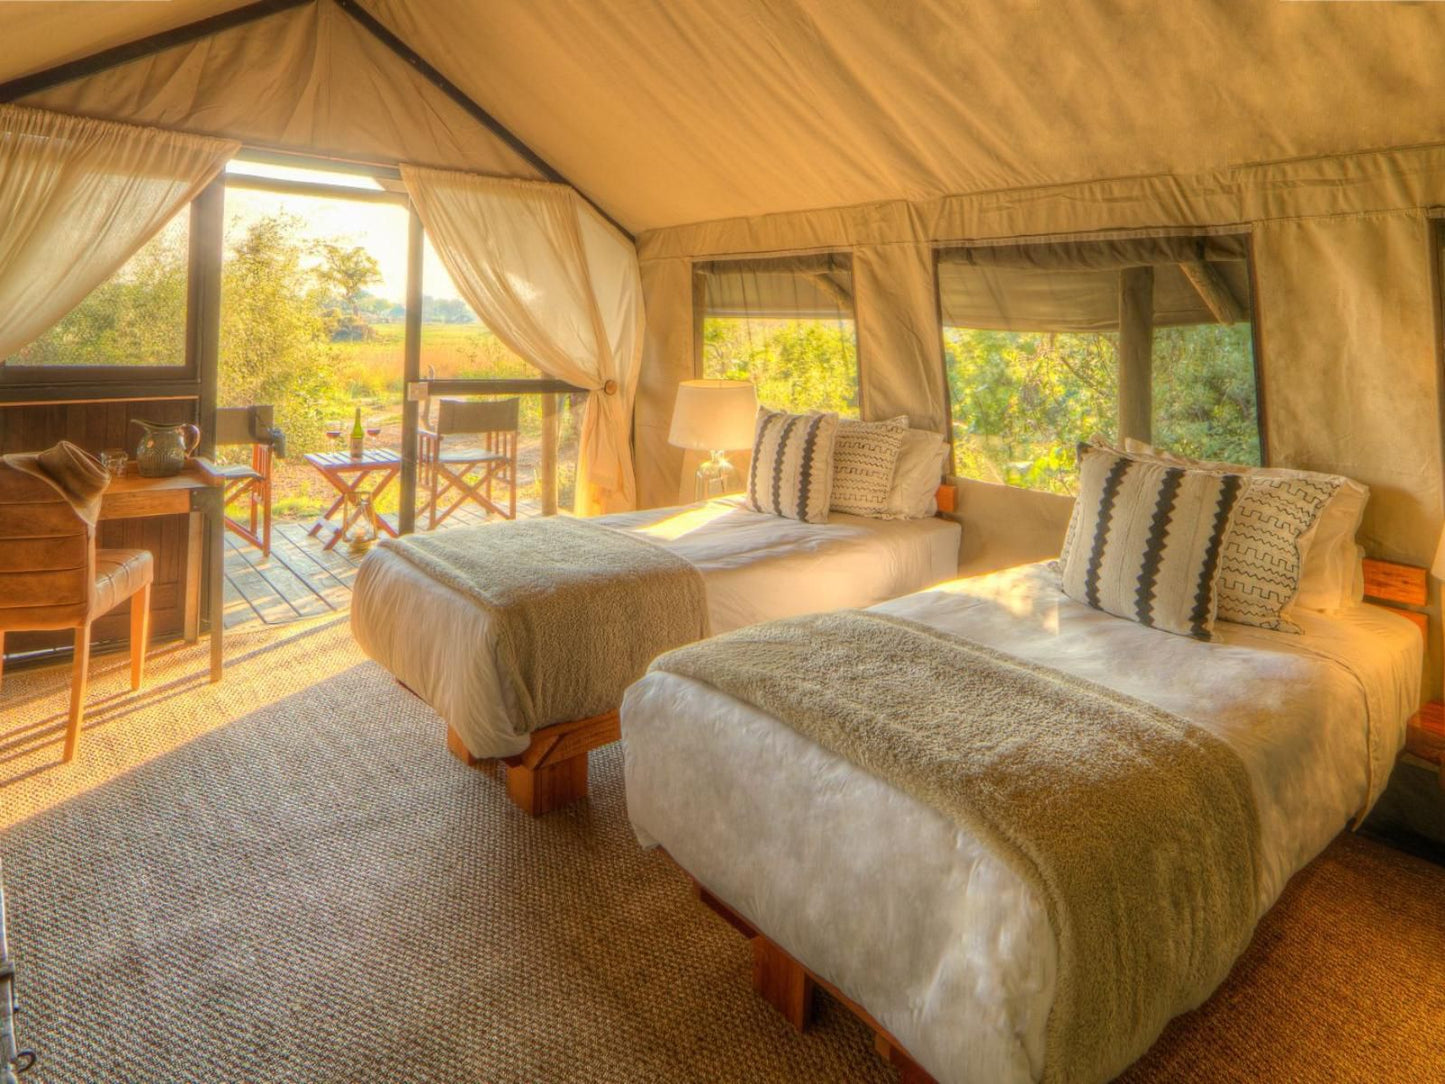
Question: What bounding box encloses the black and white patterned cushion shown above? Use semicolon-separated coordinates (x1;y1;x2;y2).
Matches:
831;416;908;517
1214;476;1340;633
747;409;839;524
1060;443;1246;640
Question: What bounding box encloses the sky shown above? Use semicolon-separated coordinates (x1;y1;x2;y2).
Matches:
222;160;469;308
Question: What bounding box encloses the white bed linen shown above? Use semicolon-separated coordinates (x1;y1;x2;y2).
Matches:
620;563;1420;1084
351;498;960;757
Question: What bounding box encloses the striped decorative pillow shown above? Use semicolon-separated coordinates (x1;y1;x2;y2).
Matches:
1060;443;1246;640
747;409;839;524
831;416;908;517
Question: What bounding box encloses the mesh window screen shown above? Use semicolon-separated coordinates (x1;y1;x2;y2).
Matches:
938;234;1261;493
697;253;859;416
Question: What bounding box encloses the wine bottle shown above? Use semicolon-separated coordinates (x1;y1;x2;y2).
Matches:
349;407;365;458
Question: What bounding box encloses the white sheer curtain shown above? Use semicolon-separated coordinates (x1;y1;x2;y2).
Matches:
0;105;238;360
401;166;644;515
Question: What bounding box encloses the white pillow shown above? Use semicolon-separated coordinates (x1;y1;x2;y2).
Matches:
1122;439;1368;613
883;428;947;519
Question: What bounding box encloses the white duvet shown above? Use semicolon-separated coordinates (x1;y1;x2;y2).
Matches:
621;563;1421;1084
351;498;960;757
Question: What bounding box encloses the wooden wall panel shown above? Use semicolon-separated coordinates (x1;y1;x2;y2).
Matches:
0;397;196;457
0;397;199;656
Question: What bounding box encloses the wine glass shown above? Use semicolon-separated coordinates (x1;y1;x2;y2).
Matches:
324;419;344;440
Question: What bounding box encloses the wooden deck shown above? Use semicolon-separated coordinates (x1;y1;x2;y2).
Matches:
223;501;540;631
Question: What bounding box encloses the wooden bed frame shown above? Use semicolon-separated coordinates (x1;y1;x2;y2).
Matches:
677;864;937;1083
394;677;620;816
445;711;620;816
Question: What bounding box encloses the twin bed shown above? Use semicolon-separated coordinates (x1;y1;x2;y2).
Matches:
622;562;1421;1083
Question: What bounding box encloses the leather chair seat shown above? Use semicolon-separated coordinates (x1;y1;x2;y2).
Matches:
94;548;155;617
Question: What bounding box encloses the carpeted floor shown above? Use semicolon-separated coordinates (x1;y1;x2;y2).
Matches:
0;618;1442;1083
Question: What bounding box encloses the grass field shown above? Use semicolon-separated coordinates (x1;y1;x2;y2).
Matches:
331;322;540;401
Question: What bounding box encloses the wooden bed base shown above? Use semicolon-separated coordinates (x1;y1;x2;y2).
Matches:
683;869;938;1084
445;710;620;816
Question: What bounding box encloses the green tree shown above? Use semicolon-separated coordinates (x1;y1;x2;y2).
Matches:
702;317;859;416
945;329;1117;493
1151;324;1260;465
220;214;335;451
944;322;1260;494
313;242;382;321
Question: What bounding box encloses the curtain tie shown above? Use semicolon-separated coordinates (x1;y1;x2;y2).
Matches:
601;380;618;395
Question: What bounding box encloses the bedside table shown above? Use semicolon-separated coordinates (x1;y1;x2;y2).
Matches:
1361;701;1445;860
1405;701;1445;791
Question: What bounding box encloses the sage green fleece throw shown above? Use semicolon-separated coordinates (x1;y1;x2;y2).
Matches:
380;516;708;731
652;610;1261;1084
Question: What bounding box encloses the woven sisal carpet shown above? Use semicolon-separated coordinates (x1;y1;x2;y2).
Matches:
0;617;1441;1083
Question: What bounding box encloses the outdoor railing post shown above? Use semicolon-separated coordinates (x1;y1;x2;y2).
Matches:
541;392;558;516
399;206;424;534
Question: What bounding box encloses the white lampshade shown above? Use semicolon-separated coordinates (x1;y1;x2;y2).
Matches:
667;379;758;451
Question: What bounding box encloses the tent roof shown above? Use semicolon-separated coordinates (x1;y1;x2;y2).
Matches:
3;0;1444;235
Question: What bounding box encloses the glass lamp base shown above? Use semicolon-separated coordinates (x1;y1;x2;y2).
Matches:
694;451;741;502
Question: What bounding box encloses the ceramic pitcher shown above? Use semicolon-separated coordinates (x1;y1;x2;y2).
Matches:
133;419;201;478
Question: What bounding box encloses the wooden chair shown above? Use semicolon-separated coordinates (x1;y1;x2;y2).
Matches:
212;405;278;557
419;397;520;528
0;461;153;763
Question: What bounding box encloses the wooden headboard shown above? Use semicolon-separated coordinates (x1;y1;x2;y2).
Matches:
1362;557;1429;638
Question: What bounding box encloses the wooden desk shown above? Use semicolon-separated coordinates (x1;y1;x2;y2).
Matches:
100;461;225;683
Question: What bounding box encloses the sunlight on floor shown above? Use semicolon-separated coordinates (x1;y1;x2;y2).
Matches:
0;617;358;827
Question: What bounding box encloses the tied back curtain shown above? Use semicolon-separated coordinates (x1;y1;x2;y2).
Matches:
0;104;238;361
401;166;644;516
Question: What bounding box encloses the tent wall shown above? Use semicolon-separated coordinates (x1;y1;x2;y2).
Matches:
635;141;1445;573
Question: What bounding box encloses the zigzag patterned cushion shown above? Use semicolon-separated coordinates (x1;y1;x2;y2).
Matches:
831;416;908;517
747;409;839;524
1060;443;1246;640
1214;475;1340;632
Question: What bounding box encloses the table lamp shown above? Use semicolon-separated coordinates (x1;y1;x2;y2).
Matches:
668;379;758;501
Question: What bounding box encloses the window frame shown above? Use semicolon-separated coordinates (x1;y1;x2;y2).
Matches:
0;198;205;388
691;250;862;415
932;230;1269;487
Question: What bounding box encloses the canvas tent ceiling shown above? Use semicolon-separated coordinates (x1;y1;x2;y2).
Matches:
5;0;1445;234
6;1;545;185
